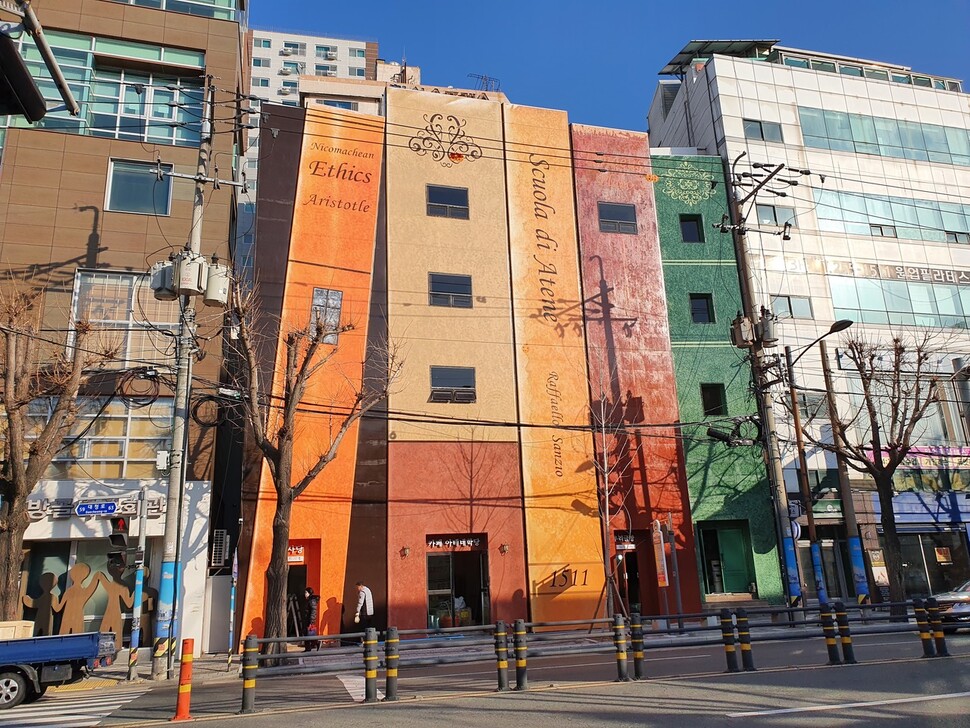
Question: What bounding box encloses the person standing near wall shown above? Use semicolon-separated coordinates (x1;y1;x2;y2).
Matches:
304;587;320;650
354;582;373;632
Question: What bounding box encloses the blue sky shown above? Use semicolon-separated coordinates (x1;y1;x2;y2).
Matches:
249;0;970;131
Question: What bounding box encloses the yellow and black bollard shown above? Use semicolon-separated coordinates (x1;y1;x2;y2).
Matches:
820;603;841;665
613;614;630;682
926;598;950;657
513;618;529;691
494;620;509;691
720;608;740;673
913;599;936;658
239;634;258;714
363;627;379;703
736;608;756;671
833;600;857;664
383;626;399;702
630;613;644;681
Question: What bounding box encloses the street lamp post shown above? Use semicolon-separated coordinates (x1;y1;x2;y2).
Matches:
784;319;853;605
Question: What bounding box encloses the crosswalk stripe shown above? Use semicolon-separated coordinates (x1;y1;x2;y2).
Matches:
0;688;148;728
336;673;384;702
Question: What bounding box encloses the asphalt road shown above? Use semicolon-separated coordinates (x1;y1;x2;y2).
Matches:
90;630;970;727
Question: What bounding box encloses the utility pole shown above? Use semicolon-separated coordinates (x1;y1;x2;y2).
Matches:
127;485;149;680
725;153;802;610
785;346;829;605
818;340;871;604
152;78;215;680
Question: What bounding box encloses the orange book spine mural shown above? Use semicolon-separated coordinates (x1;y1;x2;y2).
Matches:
503;105;606;622
241;107;386;637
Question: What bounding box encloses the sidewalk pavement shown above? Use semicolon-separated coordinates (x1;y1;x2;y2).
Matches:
50;648;241;694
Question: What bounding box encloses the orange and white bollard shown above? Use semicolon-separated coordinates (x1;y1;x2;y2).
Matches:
171;638;194;722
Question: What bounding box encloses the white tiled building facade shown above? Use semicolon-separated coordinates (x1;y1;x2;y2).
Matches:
649;41;970;601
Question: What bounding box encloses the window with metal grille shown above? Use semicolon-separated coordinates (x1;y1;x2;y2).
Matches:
427;185;469;219
429;273;472;308
597;202;637;234
430;366;476;403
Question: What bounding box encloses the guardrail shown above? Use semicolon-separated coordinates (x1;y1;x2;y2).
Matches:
236;598;958;713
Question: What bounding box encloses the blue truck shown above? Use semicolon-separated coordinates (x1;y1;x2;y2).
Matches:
0;632;116;708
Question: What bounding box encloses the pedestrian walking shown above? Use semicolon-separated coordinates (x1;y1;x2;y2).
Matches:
304;587;320;650
354;581;374;632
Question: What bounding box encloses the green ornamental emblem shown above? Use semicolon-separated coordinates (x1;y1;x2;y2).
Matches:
662;159;716;207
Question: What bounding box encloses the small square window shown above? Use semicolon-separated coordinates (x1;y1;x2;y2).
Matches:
252;58;270;68
311;288;343;345
106;159;173;215
772;294;813;320
429;273;472;308
798;391;826;421
700;383;727;417
315;64;336;76
350;48;366;58
252;78;269;88
945;231;970;244
689;293;714;324
430;366;476;403
315;45;337;59
254;38;271;49
321;99;359;111
351;67;367;78
680;214;704;243
870;224;897;238
283;42;306;55
597;202;637;234
743;118;783;142
427;185;469;219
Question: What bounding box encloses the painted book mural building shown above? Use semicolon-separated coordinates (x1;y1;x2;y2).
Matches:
236;79;776;637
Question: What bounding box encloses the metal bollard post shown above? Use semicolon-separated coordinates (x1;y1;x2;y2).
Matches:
913;599;936;658
240;634;258;714
720;608;739;673
172;638;194;721
494;620;509;691
630;613;644;681
363;627;379;703
736;608;756;671
834;601;857;665
383;626;399;702
926;598;950;657
820;604;841;665
613;614;630;682
513;619;528;691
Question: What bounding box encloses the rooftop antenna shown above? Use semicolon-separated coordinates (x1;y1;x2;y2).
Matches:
467;73;500;92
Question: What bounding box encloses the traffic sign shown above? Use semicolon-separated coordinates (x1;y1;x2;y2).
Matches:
74;501;117;517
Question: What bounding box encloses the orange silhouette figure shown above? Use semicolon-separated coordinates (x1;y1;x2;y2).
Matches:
98;561;134;648
55;563;100;635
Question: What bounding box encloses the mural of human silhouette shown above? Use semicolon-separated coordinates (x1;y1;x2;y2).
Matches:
55;563;100;635
21;572;60;636
98;561;134;649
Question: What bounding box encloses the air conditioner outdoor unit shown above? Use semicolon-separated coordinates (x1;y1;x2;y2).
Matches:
326;70;337;77
279;68;292;75
326;51;337;60
280;48;293;56
279;87;292;95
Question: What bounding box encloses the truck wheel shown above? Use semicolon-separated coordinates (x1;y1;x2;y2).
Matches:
0;671;27;709
24;683;48;704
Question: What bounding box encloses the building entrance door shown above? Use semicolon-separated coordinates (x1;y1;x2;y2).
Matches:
427;551;490;628
699;522;754;595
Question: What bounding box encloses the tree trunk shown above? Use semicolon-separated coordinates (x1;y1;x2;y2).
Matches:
874;472;907;614
263;491;293;654
0;506;29;621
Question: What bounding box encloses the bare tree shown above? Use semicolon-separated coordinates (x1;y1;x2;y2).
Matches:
0;287;110;619
229;284;402;646
791;331;950;606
